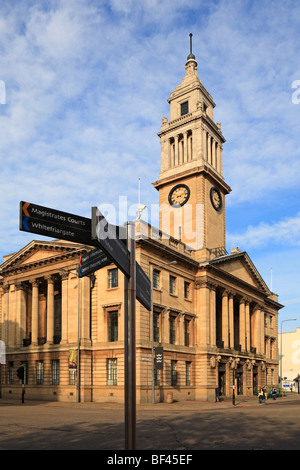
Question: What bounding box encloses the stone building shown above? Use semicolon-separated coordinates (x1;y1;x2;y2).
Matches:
0;45;283;403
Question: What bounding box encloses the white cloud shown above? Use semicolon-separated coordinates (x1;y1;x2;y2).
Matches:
0;0;300;279
227;212;300;249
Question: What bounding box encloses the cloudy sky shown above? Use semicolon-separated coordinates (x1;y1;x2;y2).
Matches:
0;0;299;330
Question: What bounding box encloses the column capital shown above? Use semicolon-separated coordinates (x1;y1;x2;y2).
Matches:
45;275;55;284
15;282;25;291
3;283;10;293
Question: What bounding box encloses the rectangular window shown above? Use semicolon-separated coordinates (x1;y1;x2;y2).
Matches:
184;281;190;300
186;361;191;386
153;312;160;342
108;311;118;341
169;316;176;344
69;369;76;385
108;268;118;288
181;101;189;116
36;360;44;385
184;319;190;346
9;362;14;384
107;358;117;385
171;360;177;386
52;360;60;385
152;269;160;289
169;275;176;295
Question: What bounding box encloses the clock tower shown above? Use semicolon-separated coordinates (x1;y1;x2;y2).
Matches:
153;35;231;259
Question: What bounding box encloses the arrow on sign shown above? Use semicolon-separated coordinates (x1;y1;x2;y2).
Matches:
22;216;30;231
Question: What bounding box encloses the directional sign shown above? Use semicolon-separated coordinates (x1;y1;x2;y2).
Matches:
20;201;97;247
91;206;130;277
91;206;151;310
78;248;110;278
136;262;152;311
155;347;163;370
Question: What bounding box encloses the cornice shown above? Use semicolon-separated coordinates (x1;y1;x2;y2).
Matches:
153;163;231;194
0;244;90;278
199;263;282;309
136;237;199;271
158;111;225;143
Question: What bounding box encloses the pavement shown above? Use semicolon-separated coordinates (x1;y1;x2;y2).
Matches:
0;392;299;451
1;390;299;409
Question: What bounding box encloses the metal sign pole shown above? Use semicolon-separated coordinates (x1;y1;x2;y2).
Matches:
124;222;136;450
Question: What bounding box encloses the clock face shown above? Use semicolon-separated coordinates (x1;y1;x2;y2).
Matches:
168;184;190;207
210;187;222;211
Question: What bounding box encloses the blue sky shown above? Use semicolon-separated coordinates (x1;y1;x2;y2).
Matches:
0;0;299;331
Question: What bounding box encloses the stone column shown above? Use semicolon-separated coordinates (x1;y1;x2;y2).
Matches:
2;284;10;347
168;138;172;168
260;309;265;355
61;273;69;344
189;132;193;160
31;280;39;345
174;135;179;166
162;309;169;344
210;286;216;346
15;282;26;347
184;131;188;163
219;145;223;176
212;139;216;168
178;137;183;165
245;301;250;351
197;283;210;347
222;291;229;349
202;128;207;161
228;294;234;349
46;276;55;344
80;276;91;346
216;143;221;173
207;135;212;165
178;313;184;346
239;299;246;350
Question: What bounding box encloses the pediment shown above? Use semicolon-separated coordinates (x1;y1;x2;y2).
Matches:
0;240;83;273
209;250;270;294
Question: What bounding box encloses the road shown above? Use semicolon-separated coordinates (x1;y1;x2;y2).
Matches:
0;394;299;451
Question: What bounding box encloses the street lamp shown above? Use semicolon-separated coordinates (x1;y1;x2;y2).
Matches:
280;319;296;390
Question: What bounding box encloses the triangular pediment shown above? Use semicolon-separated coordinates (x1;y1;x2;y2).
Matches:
209;250;270;294
0;239;84;273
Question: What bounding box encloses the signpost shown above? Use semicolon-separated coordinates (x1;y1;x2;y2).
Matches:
91;207;152;450
19;201;153;451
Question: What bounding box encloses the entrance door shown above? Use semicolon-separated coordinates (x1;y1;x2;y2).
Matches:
253;366;258;395
218;363;226;396
236;365;243;395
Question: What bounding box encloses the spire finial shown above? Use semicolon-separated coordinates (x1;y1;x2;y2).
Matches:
187;33;195;60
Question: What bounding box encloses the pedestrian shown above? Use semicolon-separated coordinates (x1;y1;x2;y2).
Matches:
215;386;221;402
263;385;268;402
258;389;265;404
271;387;277;400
